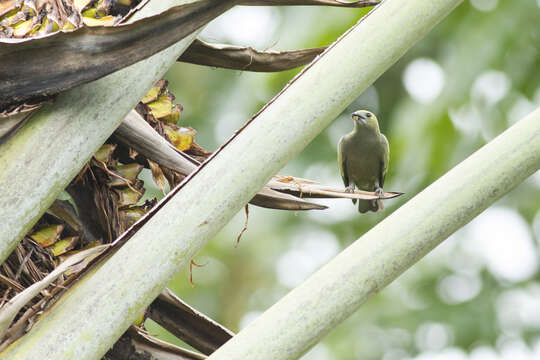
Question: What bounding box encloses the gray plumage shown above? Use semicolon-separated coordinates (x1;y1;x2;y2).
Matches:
338;110;389;213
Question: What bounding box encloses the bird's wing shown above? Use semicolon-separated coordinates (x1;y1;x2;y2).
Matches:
379;134;390;188
337;138;349;188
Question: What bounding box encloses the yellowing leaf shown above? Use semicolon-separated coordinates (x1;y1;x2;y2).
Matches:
36;17;59;36
81;7;97;18
140;80;167;104
61;21;77;31
108;163;143;187
146;94;173;119
13;19;33;37
30;224;64;247
164;126;195;151
115;187;144;207
140;87;160;105
0;1;18;17
3;10;24;26
50;236;79;256
94;144;116;164
162;104;182;124
133;312;146;327
119;208;146;229
82;15;116;27
20;4;36;18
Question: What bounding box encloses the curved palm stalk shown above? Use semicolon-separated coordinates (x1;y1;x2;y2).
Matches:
116;110;198;176
178;39;326;72
0;0;464;358
0;0;236;113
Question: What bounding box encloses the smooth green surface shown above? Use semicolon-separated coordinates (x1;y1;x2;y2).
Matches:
207;107;540;360
0;0;462;358
0;0;197;264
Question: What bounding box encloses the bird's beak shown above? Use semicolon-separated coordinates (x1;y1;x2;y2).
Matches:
355;114;367;125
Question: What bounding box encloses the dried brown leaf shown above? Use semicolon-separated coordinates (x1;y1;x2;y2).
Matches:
148;159;167;195
148;289;234;355
179;39;325;72
268;175;403;200
107;326;206;360
29;225;64;247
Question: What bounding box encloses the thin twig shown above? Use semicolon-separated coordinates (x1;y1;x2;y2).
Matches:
235;204;249;248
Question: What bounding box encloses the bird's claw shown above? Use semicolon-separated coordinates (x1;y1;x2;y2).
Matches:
375;187;384;198
345;185;355;193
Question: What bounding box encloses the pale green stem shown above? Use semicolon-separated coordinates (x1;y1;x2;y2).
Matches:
0;1;198;263
1;0;463;358
207;109;540;360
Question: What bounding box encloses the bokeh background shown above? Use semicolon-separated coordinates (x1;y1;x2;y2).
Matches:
144;1;540;359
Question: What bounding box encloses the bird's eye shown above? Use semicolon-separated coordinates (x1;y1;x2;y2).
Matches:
366;113;372;118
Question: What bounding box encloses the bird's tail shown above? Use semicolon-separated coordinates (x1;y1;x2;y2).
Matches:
357;199;384;213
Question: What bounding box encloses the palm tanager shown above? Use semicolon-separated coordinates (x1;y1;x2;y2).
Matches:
338;110;389;213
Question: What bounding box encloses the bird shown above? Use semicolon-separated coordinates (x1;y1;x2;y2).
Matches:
338;110;389;213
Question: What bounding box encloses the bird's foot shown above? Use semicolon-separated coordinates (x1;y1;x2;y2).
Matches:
345;185;355;193
375;187;384;198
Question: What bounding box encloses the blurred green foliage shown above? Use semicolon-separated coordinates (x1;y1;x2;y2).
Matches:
146;1;540;359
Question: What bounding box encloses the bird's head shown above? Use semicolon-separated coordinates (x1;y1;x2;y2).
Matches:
351;110;380;132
